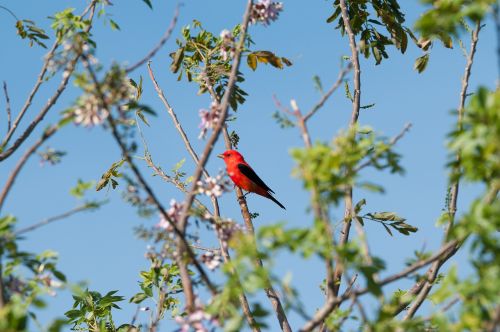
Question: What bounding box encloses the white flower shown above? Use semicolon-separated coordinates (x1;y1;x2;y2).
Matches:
196;174;231;197
156;199;184;232
73;95;109;127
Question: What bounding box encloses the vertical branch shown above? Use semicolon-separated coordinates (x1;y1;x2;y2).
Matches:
3;82;11;133
147;64;259;330
332;0;362;300
204;77;292;331
401;21;481;320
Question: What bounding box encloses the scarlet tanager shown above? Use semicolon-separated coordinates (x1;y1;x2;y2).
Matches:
218;150;285;210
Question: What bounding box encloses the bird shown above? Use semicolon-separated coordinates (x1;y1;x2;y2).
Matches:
217;149;285;209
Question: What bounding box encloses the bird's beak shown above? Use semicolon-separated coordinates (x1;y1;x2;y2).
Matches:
217;154;224;159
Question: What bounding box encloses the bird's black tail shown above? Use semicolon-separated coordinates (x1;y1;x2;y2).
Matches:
266;193;286;210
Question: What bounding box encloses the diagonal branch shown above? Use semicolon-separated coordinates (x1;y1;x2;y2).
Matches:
147;63;259;330
126;4;180;73
14;203;100;235
0;1;98;161
303;62;353;122
299;239;459;332
204;70;292;332
80;54;217;311
0;125;58;213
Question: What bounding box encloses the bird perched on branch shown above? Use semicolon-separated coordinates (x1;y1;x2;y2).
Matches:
218;150;285;209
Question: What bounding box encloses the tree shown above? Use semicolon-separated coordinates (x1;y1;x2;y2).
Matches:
0;0;498;331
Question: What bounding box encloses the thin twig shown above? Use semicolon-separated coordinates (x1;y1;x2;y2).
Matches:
354;123;412;173
401;22;481;320
148;62;259;330
80;54;216;304
303;62;353;122
286;99;335;306
126;5;180;73
423;296;460;321
168;0;254;312
204;68;292;331
0;126;58;212
331;0;362;309
0;2;98;161
14;203;98;235
3;82;11;132
299;240;458;332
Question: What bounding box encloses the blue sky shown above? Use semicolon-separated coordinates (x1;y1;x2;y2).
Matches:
0;0;497;331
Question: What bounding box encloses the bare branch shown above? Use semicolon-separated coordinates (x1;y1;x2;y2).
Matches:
80;54;217;308
204;65;292;332
148;63;259;329
126;5;180;73
300;240;458;331
303;62;353;122
0;125;58;213
354;122;412;173
14;203;99;235
3;82;11;132
401;22;481;320
331;0;363;306
0;2;98;161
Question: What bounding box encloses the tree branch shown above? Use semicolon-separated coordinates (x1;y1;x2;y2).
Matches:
331;0;362;305
147;63;259;330
401;22;481;320
0;1;98;157
0;125;58;213
80;54;217;311
14;203;99;235
3;81;11;133
126;4;180;73
299;239;458;331
303;62;353;122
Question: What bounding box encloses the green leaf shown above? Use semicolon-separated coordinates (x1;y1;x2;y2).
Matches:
129;293;148;304
109;19;120;31
414;53;430;73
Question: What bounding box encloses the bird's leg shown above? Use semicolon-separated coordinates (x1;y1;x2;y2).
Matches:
237;191;250;203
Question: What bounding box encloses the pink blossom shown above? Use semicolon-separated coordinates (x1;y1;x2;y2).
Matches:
250;0;284;26
200;251;222;270
198;101;221;139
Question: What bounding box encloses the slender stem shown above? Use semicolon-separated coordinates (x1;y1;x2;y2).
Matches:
332;0;362;302
14;203;96;235
148;63;259;329
81;55;216;306
0;256;5;308
401;22;481;320
3;81;11;132
288;100;335;301
0;2;98;161
299;240;458;332
0;126;58;213
176;0;253;234
303;62;353;122
205;68;292;332
126;5;180;73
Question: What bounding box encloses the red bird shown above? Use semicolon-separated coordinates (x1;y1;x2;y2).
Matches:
218;150;285;209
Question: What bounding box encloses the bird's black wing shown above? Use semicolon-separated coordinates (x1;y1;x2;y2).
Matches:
237;163;275;194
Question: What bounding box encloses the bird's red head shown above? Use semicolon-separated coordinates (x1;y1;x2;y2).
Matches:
217;150;244;165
